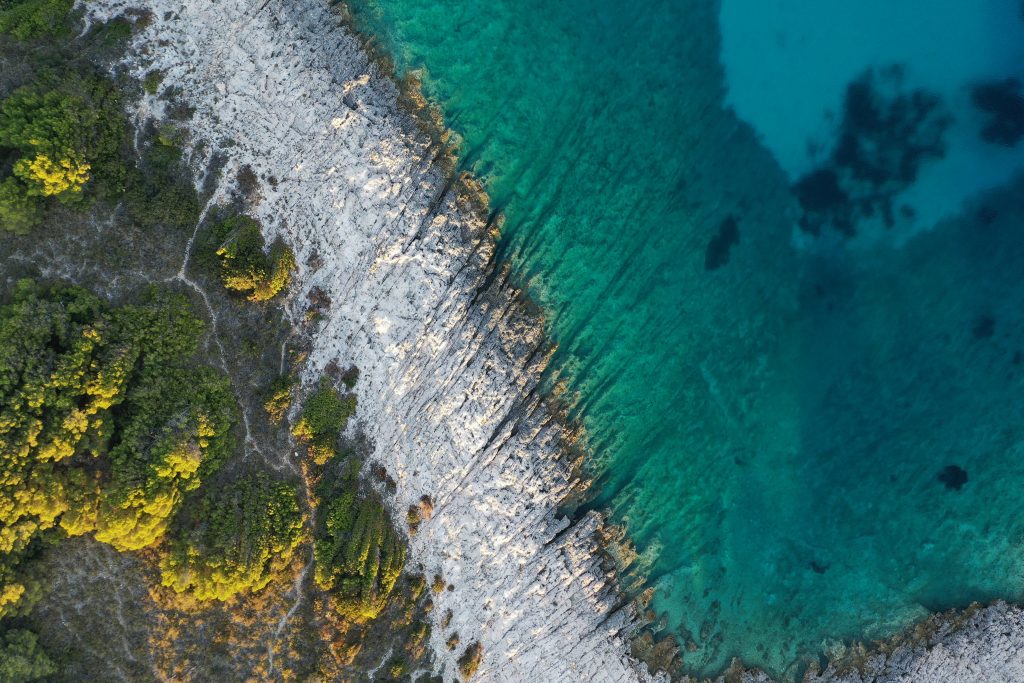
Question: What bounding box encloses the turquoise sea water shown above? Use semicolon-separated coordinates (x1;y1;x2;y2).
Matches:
343;0;1024;678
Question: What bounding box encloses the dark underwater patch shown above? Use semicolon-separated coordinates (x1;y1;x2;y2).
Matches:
793;67;951;236
971;78;1024;146
704;214;740;271
972;314;996;340
938;464;968;491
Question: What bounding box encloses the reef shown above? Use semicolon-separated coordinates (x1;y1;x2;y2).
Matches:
938;465;968;491
804;602;1024;683
704;215;740;271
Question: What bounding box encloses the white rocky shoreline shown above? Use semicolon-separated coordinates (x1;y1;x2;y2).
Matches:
79;0;1024;680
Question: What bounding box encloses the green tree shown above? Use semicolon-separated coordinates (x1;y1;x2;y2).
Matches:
160;472;304;601
313;491;405;621
211;215;295;302
291;378;357;465
0;178;42;234
0;0;73;40
0;77;127;232
0;629;56;682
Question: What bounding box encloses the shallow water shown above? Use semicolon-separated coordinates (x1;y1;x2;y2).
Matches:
343;0;1024;677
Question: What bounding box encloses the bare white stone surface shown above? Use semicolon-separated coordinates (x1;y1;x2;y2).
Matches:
78;0;1024;681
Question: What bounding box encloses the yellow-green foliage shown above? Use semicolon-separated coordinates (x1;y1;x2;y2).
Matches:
263;375;295;425
212;215;295;302
0;178;40;235
13;153;90;196
0;77;127;232
291;378;357;465
313;490;405;621
160;472;304;601
0;0;73;40
142;71;164;96
0;281;234;613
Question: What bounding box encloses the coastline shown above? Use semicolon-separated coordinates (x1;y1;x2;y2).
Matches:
75;0;1024;680
82;0;665;679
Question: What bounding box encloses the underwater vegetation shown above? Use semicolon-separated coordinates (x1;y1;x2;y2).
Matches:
971;78;1024;147
792;67;951;236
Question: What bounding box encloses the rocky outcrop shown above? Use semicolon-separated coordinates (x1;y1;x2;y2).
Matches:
83;0;662;680
804;602;1024;683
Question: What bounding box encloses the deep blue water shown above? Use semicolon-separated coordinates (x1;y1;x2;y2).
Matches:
343;0;1024;677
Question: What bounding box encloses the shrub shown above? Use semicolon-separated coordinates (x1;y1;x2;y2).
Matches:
406;505;421;534
408;574;426;601
211;215;295;302
340;365;359;389
313;492;405;621
457;642;483;681
386;655;408;678
408;620;430;653
143;71;164;96
291;378;356;464
123;139;198;230
263;375;295;425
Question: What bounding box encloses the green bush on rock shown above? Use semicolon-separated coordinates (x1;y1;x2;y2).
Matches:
313;490;405;621
291;378;356;465
211;215;295;302
457;641;483;681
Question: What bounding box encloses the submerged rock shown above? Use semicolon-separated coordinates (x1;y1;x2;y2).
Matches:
938;464;969;491
704;215;740;271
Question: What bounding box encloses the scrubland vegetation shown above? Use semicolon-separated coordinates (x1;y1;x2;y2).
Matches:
0;3;447;681
0;282;234;608
292;377;357;464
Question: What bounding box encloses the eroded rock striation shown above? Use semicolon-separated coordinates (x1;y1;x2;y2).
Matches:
83;0;661;679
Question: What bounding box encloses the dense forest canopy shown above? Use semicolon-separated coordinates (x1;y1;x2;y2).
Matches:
0;76;126;233
0;281;236;617
160;471;304;601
